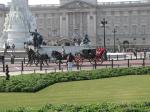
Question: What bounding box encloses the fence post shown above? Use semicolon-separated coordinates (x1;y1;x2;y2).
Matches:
128;59;130;67
111;59;114;68
77;62;79;70
61;68;63;72
94;60;97;69
24;57;26;64
21;61;24;71
143;58;145;67
5;65;10;80
40;61;42;71
59;60;61;70
54;68;56;73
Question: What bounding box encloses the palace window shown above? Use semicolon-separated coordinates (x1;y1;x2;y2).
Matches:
132;25;137;35
90;16;93;20
141;25;146;34
142;38;146;44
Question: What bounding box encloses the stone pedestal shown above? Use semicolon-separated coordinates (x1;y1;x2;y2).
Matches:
6;22;30;48
7;30;29;48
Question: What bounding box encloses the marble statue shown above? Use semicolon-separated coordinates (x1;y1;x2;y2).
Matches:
0;0;37;48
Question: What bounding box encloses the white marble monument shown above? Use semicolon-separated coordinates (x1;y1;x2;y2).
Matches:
0;0;36;48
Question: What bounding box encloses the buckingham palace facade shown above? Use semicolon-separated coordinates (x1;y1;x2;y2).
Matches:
1;0;150;50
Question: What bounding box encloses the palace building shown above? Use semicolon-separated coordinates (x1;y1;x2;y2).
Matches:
0;0;150;50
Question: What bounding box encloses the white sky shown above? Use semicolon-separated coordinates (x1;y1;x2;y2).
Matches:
0;0;141;5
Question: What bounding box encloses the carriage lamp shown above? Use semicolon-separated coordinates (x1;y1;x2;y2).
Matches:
101;18;107;49
113;28;117;53
101;18;107;60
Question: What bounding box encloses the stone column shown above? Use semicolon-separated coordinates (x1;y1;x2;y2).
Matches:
80;12;83;37
87;11;96;46
65;13;69;37
60;12;68;38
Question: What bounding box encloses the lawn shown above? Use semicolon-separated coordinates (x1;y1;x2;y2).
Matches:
0;75;150;111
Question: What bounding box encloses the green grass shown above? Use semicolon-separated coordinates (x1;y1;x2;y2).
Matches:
0;75;150;111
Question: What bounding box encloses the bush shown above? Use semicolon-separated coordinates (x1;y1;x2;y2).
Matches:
0;67;150;92
15;102;149;112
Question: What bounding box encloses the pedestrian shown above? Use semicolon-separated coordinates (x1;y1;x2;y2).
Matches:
5;65;10;80
12;44;15;53
10;53;15;64
67;53;74;71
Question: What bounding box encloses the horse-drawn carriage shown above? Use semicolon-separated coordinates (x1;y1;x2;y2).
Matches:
25;45;106;66
74;48;106;65
51;47;106;65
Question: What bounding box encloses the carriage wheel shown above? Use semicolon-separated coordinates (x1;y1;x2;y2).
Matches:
74;54;83;66
96;58;104;65
89;57;103;65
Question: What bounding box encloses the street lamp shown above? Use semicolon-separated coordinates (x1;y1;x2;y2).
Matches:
101;18;107;49
113;28;117;52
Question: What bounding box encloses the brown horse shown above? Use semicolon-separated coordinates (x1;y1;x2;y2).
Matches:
26;48;49;66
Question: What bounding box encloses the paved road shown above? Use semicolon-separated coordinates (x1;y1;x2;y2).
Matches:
0;50;149;76
0;59;149;76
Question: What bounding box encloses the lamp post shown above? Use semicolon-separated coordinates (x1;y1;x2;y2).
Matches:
101;18;107;49
113;28;117;52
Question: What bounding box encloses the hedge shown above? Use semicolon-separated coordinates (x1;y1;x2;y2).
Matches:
0;67;150;92
7;102;150;112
